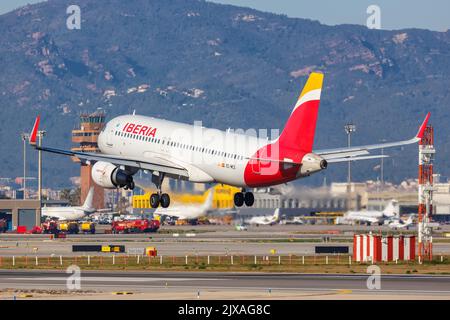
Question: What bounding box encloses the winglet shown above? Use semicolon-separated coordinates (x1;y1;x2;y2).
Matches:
416;112;430;140
29;115;40;146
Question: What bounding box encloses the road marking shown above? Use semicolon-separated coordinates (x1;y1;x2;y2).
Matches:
8;277;225;282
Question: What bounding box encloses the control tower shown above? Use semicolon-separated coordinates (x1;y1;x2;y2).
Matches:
71;110;106;209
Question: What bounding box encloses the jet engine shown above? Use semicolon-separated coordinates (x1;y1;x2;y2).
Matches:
298;153;327;177
91;161;135;189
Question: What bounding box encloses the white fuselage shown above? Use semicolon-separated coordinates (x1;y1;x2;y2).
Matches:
246;215;278;225
337;201;399;225
155;205;207;220
41;206;94;221
246;209;280;225
341;211;385;224
97;115;267;187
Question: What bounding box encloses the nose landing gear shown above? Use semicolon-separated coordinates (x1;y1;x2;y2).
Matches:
150;172;171;208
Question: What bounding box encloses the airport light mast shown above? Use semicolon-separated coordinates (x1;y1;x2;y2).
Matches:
379;138;387;187
418;125;435;262
37;130;46;202
344;123;356;209
21;133;29;199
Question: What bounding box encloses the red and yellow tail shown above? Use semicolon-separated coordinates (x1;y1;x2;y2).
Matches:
278;72;323;153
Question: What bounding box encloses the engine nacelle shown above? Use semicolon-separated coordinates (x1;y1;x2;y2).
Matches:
297;153;327;177
91;161;133;189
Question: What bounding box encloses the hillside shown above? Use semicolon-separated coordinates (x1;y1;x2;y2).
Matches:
0;0;449;187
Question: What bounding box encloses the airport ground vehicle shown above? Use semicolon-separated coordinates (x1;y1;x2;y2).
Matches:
29;226;42;234
111;219;160;234
41;220;80;234
58;222;80;234
235;224;248;231
80;221;96;234
175;218;199;226
197;217;211;225
41;220;59;234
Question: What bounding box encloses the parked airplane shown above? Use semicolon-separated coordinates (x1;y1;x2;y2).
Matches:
246;208;280;226
154;188;214;220
42;187;95;221
28;73;430;209
283;216;305;225
387;215;414;229
336;200;399;226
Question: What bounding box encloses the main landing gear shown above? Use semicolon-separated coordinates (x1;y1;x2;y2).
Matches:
234;189;254;207
150;172;170;208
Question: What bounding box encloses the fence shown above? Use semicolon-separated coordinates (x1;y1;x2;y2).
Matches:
0;254;448;269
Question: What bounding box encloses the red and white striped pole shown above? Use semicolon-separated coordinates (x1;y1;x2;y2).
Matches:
418;126;434;262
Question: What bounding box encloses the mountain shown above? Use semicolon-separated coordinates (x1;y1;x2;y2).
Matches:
0;0;449;188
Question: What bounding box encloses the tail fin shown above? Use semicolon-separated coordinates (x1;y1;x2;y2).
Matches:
202;188;214;211
405;215;414;225
383;200;399;218
82;187;95;210
272;208;280;222
278;72;324;152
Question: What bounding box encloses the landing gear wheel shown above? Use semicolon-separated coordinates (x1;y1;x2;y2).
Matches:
150;193;160;208
160;193;170;208
234;192;244;207
244;192;254;207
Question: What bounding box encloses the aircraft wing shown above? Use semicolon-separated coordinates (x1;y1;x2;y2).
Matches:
29;116;189;178
315;113;430;162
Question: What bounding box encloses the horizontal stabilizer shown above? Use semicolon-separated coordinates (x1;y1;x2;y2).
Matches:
316;113;430;160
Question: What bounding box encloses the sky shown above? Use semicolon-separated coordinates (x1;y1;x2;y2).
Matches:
1;0;449;32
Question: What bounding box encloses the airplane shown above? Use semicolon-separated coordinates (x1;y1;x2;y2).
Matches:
246;208;280;226
28;72;430;209
283;216;305;225
335;200;399;226
154;187;214;220
387;215;414;229
42;187;95;221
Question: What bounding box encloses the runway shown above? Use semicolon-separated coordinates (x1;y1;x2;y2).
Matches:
1;270;449;299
